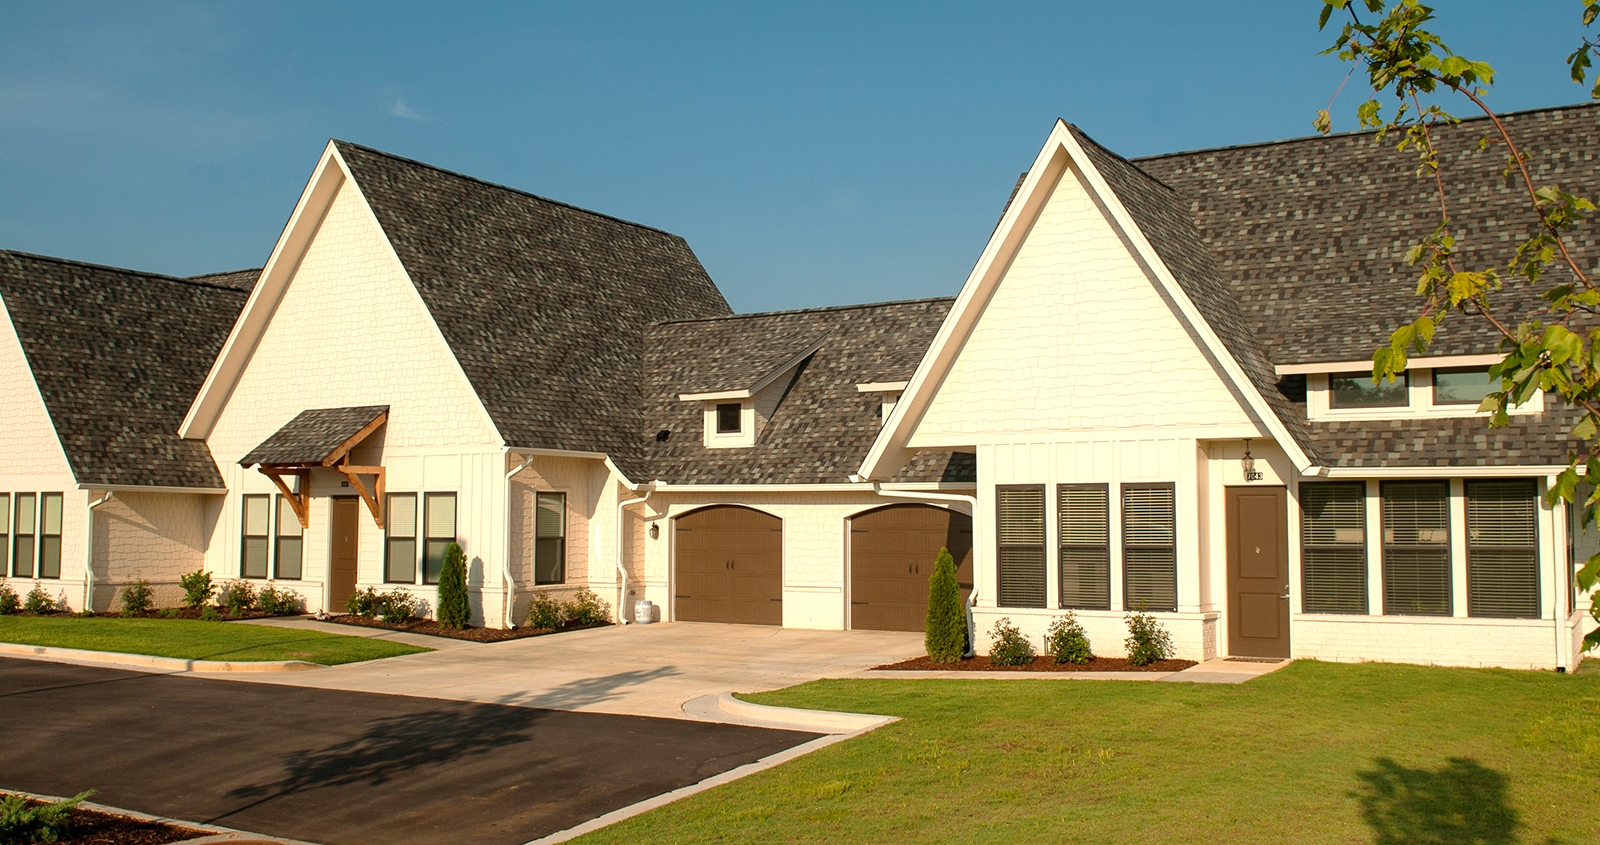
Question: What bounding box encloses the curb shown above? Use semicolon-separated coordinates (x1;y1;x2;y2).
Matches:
714;691;897;733
0;642;326;673
2;789;319;844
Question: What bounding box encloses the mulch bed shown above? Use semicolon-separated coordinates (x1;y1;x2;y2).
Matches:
872;654;1198;672
6;798;205;845
17;608;302;622
326;614;610;643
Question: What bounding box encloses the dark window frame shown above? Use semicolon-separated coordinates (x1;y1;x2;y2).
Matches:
715;402;742;434
1300;481;1368;614
1381;480;1452;616
274;495;303;580
0;493;9;576
1465;479;1540;619
385;492;418;584
996;485;1046;609
422;492;458;585
1329;370;1410;409
1432;366;1497;407
1122;483;1177;613
38;493;62;580
1057;484;1110;610
534;491;566;586
240;494;270;579
14;493;35;579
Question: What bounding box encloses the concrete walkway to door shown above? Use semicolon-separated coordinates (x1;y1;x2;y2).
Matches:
210;618;923;720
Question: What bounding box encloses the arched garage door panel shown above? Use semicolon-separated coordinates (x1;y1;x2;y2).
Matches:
850;504;974;632
674;506;783;625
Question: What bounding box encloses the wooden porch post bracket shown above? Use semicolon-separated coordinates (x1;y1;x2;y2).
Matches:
335;461;386;529
259;467;311;529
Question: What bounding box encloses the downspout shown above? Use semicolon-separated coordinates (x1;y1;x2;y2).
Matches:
870;482;980;657
616;486;652;624
84;491;114;612
502;453;535;629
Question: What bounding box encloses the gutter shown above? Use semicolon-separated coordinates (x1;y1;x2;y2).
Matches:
502;452;536;628
615;486;654;624
869;481;980;657
83;491;115;612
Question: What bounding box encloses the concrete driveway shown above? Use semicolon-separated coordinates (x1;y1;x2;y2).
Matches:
220;619;924;719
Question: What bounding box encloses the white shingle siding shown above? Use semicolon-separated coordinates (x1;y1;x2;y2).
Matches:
89;492;208;611
0;309;72;477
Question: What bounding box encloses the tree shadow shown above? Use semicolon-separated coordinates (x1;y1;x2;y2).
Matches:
1356;757;1519;845
491;665;683;711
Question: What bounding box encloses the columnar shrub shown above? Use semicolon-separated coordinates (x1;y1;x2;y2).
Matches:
347;587;382;618
257;586;303;615
1045;612;1094;665
0;790;94;843
220;580;257;616
525;591;562;630
178;569;215;609
436;542;470;628
23;584;55;615
563;588;611;626
1124;610;1175;667
924;546;967;663
987;617;1035;666
119;578;154;614
378;589;418;624
0;584;19;615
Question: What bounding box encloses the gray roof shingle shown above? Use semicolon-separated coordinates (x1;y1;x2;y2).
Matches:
0;251;248;489
240;405;389;467
186;268;261;292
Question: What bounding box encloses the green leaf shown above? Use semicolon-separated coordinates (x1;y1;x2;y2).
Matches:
1573;414;1599;442
1543;324;1584;365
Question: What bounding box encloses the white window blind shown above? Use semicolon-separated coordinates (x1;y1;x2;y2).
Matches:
997;486;1046;608
0;493;9;575
240;495;269;579
423;493;457;584
1381;481;1451;616
275;495;303;580
535;492;566;585
1301;482;1367;614
1466;479;1539;618
1122;484;1176;612
1058;484;1110;610
386;493;417;583
14;494;34;579
39;493;62;579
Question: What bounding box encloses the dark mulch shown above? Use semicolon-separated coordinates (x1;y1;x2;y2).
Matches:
326;614;610;642
16;608;302;622
872;654;1198;672
6;799;204;845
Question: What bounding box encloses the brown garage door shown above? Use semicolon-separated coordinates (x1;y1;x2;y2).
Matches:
850;504;974;632
674;506;783;625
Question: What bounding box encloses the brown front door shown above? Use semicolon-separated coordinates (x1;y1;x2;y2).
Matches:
674;505;782;625
850;504;974;631
329;497;360;613
1226;486;1291;659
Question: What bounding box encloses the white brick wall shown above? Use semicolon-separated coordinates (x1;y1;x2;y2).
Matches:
1295;615;1558;670
971;607;1217;662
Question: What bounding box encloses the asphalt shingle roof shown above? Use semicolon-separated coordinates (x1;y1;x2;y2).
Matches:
185;268;261;292
0;252;248;489
240;405;389;467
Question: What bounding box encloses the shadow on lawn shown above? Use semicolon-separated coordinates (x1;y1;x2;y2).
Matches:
211;703;541;823
1356;757;1520;845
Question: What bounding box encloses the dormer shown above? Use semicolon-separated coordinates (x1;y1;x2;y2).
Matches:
1277;354;1543;421
856;381;908;427
679;336;825;448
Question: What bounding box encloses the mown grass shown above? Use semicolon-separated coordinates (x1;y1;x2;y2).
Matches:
574;661;1600;844
0;616;430;665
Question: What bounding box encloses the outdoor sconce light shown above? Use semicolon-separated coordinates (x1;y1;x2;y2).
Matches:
1241;439;1263;482
649;523;660;540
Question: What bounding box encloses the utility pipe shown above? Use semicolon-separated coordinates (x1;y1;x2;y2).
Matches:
870;482;980;656
83;491;114;612
502;453;536;628
615;487;652;624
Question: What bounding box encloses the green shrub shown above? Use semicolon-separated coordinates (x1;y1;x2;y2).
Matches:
1045;612;1095;665
0;790;94;844
23;584;55;615
987;617;1035;666
1125;610;1175;667
378;589;418;624
0;584;19;615
158;607;180;619
436;542;470;628
199;605;222;622
219;580;256;616
118;579;154;614
178;569;215;609
525;591;562;630
563;588;611;626
346;587;382;618
257;585;303;615
923;546;967;664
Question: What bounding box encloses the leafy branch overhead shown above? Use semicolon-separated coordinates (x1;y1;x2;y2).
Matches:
1317;0;1600;648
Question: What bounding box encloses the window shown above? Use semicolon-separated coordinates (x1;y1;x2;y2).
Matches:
1300;482;1367;614
422;493;457;584
275;496;303;580
13;494;34;579
1329;371;1409;409
534;492;566;585
38;493;61;579
1058;484;1110;610
1433;367;1497;406
996;486;1045;608
1569;482;1600;615
1381;481;1451;615
1123;484;1177;612
716;403;741;434
1466;479;1539;618
386;493;418;583
241;494;269;579
0;493;8;575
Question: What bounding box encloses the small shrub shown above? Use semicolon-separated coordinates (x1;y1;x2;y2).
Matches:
219;580;257;616
1125;610;1175;667
0;789;94;843
987;617;1035;666
257;586;303;615
178;569;215;609
158;607;180;619
118;579;154;614
346;587;382;618
924;546;967;664
378;589;418;624
199;605;222;622
1045;612;1095;665
525;591;562;630
23;584;55;615
0;584;19;615
436;542;470;628
563;588;611;626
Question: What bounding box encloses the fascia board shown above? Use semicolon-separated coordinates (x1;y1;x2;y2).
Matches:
0;293;78;485
179;142;346;440
678;390;752;402
856;382;908;393
507;447;609;460
678;339;827;402
1276;353;1503;375
76;483;228;495
1323;465;1569;479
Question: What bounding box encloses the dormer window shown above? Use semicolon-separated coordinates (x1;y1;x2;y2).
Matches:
1329;371;1408;409
1288;356;1537;421
1432;367;1495;406
716;402;742;434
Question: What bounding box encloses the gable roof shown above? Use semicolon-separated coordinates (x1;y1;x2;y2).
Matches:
0;251;248;490
241;405;389;467
630;298;972;485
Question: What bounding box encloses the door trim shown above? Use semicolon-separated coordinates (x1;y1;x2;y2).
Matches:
1225;485;1291;659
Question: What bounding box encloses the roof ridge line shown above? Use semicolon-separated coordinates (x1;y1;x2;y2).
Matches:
332;140;687;240
1131;100;1600;163
648;295;958;326
187;267;262;280
1065;122;1180;195
0;250;254;294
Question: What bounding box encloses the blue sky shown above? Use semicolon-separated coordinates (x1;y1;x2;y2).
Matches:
1;1;1593;313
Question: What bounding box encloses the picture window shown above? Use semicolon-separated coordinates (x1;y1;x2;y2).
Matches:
1329;371;1409;409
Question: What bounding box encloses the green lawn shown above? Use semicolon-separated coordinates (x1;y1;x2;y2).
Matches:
0;616;430;665
574;661;1600;844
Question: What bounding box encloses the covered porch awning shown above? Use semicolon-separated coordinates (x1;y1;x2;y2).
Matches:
239;405;390;529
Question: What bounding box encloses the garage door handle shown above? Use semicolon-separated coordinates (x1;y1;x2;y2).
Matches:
851;601;868;605
770;598;782;602
675;594;691;599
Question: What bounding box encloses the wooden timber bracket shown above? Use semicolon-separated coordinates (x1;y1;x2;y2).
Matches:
330;457;386;530
259;467;312;529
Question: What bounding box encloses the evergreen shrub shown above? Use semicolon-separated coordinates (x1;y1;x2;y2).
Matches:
0;584;19;615
219;580;256;615
436;542;470;628
987;617;1035;666
1045;612;1095;665
23;584;55;615
257;586;303;615
118;579;154;614
1125;610;1175;667
924;546;967;663
178;570;215;609
0;790;93;844
563;588;611;626
525;591;562;630
346;587;382;618
378;590;418;624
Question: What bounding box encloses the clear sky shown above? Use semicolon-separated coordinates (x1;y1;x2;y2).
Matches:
1;1;1593;313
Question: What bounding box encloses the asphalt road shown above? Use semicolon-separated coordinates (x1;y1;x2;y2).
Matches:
0;657;819;845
